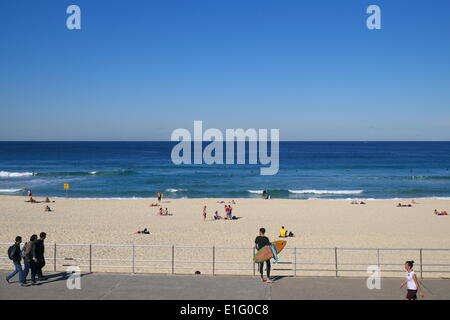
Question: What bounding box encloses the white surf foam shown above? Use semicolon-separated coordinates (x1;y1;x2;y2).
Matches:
0;171;33;178
0;188;22;193
247;190;264;194
289;189;364;195
165;188;186;193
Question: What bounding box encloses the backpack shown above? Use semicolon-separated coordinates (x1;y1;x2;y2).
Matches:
7;245;16;260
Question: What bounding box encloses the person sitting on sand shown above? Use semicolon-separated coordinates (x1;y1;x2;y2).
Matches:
279;226;294;237
44;197;55;203
351;200;358;205
157;208;164;216
44;205;51;212
360;201;366;205
214;211;221;220
280;226;287;237
136;228;150;234
164;208;169;215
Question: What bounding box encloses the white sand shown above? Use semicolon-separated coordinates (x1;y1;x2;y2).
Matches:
1;196;449;276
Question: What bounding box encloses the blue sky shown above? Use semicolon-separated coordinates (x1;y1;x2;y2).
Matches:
0;0;449;141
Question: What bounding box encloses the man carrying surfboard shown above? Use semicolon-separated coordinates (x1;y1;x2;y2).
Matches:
254;228;272;283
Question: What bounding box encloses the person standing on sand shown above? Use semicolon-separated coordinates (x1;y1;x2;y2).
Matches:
254;228;272;283
6;236;26;286
203;206;207;221
34;232;47;281
400;260;424;300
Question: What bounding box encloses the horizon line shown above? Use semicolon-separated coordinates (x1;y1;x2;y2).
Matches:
1;140;450;143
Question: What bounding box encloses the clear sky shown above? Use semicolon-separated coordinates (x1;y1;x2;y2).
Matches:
0;0;449;141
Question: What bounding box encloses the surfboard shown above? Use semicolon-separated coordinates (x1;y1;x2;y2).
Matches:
253;240;286;263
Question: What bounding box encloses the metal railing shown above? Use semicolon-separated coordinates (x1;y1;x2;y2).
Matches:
1;242;449;278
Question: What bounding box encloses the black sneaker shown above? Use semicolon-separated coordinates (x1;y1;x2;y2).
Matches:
5;277;10;284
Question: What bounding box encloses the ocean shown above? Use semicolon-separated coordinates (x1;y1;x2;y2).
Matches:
0;141;450;199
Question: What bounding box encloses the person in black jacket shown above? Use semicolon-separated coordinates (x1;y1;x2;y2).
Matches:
34;232;47;281
6;236;26;286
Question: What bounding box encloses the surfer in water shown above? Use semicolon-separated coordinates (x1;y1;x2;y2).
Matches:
254;228;272;283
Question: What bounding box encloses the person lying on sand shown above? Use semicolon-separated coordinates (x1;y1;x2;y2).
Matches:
150;203;160;207
135;228;150;234
397;203;412;207
434;209;448;216
25;197;40;203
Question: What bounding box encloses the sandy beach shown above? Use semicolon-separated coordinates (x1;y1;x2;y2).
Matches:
1;195;449;276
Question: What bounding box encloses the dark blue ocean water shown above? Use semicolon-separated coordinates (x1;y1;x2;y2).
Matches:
1;142;450;199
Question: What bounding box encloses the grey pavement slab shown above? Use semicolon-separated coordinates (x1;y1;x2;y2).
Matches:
1;271;449;300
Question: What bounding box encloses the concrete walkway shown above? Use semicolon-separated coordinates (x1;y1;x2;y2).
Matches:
1;271;449;300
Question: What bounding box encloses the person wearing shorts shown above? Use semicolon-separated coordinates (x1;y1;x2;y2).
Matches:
254;228;272;283
400;260;424;300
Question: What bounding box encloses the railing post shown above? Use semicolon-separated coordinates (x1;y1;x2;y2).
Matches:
172;245;175;274
132;244;135;274
377;249;380;267
294;248;297;277
420;248;423;279
253;247;256;276
212;246;215;276
53;243;56;272
334;247;338;277
89;244;92;273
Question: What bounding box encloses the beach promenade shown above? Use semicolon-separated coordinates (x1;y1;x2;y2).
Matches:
1;271;449;300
